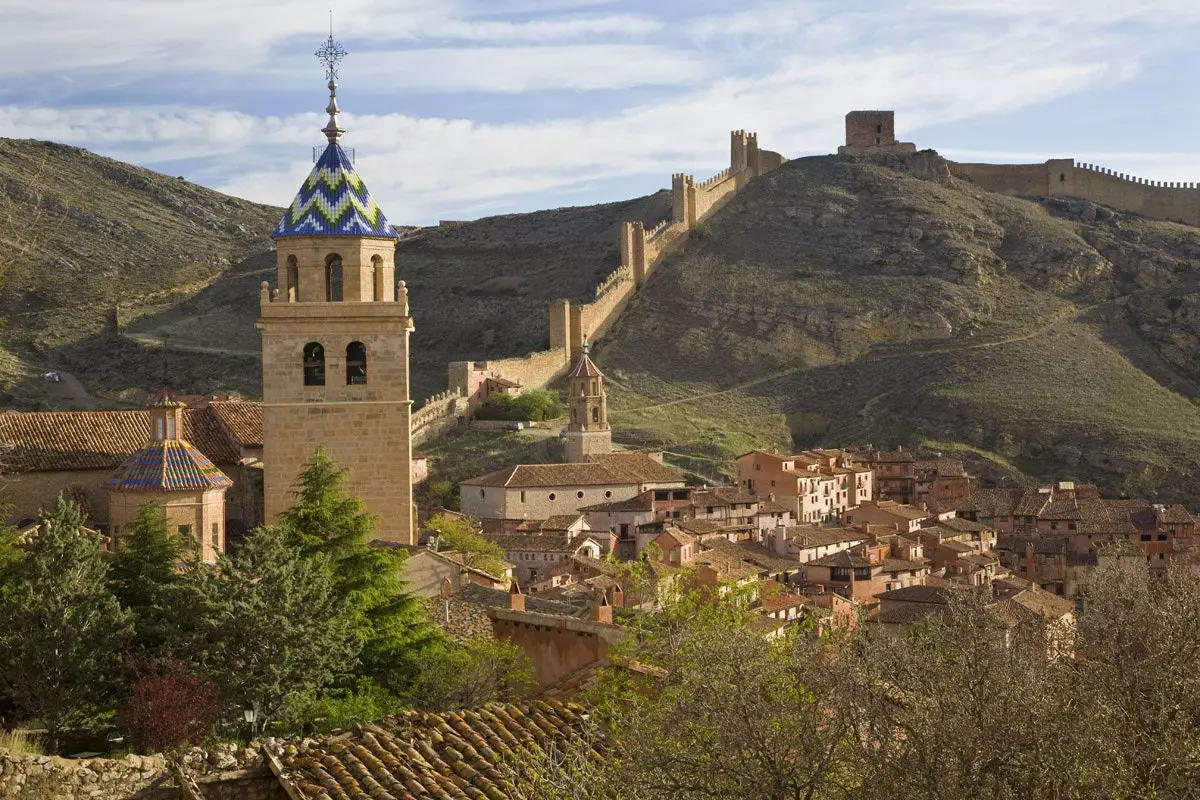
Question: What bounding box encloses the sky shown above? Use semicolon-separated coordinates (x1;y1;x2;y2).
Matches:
2;0;1199;224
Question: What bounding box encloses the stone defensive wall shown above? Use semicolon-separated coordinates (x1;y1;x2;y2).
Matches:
446;130;786;401
948;158;1200;227
410;387;469;447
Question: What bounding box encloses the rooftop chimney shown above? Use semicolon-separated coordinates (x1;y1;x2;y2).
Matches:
592;592;613;625
509;580;526;612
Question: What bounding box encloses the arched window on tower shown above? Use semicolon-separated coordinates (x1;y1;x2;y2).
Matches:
303;342;325;386
592;407;600;423
346;341;367;385
286;255;299;300
325;254;343;302
371;255;384;301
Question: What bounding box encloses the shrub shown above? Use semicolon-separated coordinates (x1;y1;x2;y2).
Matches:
118;659;221;754
689;220;713;239
474;390;564;422
0;729;46;757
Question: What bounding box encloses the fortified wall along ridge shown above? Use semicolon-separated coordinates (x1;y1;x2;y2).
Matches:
408;110;1198;442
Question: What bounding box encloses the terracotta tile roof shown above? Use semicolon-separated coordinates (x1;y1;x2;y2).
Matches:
1157;504;1195;524
807;550;875;569
760;589;807;614
486;534;581;554
586;451;683;484
937;516;988;533
872;501;932;521
874;603;945;625
0;408;241;472
1008;588;1074;621
207;400;263;448
106;440;233;493
540;514;587;531
692;486;757;507
874;584;949;604
277;700;601;800
1014;490;1051;517
938;540;975;554
756;500;792;514
579;490;654;513
915;458;968;478
881;558;928;573
872;449;917;463
464;454;682;489
673;518;725;536
786;526;867;548
704;538;798;574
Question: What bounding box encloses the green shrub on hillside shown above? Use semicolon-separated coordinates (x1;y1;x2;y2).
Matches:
474;390;564;422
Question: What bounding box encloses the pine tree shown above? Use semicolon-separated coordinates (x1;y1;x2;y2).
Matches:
109;503;182;647
163;525;361;730
278;448;442;690
0;495;133;750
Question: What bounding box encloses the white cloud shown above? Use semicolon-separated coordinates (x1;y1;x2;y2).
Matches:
2;0;1199;223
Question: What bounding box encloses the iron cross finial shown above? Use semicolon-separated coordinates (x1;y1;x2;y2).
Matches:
315;15;347;82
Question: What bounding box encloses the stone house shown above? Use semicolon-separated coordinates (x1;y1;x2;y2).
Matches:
579;490;657;558
654;528;697;566
843;500;932;534
737;449;866;523
396;546;512;598
484;532;604;585
760;525;868;565
914;458;974;509
804;538;929;607
459;451;684;528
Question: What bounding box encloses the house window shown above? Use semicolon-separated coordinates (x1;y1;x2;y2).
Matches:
1158;533;1168;541
577;491;585;499
211;523;220;549
520;491;525;502
549;493;557;501
1141;534;1152;542
755;464;761;471
346;341;367;385
325;254;343;301
178;524;193;542
706;506;714;514
480;489;485;499
605;490;612;498
303;342;326;386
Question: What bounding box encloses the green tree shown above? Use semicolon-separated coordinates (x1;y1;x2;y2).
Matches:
408;638;534;711
163;525;360;730
276;448;441;690
0;504;22;603
0;495;132;751
427;513;508;580
108;503;182;646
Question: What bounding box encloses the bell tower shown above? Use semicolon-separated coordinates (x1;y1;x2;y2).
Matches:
564;341;612;463
257;30;415;544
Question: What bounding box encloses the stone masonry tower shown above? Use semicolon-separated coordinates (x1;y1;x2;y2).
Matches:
257;31;416;544
564;342;612;463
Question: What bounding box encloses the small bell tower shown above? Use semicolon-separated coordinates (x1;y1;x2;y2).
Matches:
563;341;611;463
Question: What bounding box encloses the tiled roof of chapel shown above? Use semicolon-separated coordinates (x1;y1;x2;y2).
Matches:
272;142;396;239
106;440;233;493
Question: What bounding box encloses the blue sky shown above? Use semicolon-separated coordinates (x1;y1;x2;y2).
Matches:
2;0;1199;224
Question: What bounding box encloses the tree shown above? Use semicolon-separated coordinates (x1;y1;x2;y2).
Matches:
118;659;221;754
162;525;361;731
427;513;509;580
277;448;441;689
408;638;534;712
0;495;132;750
109;503;182;646
0;505;22;603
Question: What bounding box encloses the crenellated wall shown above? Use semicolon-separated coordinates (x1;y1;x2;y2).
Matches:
410;388;469;447
443;130;786;403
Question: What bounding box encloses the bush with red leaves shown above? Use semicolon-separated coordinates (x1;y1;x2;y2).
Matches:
119;659;221;753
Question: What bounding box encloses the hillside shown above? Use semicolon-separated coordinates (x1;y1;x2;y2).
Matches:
597;154;1200;501
0;138;281;407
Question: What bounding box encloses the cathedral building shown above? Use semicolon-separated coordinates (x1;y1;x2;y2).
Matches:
257;34;416;544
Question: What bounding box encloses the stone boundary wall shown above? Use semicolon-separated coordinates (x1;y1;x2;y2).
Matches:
0;745;282;800
410;388;468;448
443;130;787;403
949;158;1200;227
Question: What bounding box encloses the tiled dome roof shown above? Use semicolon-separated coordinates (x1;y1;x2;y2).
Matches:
106;440;233;493
272;142;396;239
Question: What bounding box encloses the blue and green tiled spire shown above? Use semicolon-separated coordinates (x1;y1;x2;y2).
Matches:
272;30;396;240
272;143;395;238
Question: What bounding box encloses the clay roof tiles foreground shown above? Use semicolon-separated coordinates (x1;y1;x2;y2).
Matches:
275;700;601;800
206;400;263;448
0;407;241;472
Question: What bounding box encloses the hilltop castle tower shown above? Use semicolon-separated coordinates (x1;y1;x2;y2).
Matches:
563;342;612;463
257;32;415;544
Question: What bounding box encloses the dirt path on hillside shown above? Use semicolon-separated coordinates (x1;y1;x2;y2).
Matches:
612;297;1111;414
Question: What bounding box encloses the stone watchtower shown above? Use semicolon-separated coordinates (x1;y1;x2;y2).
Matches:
106;392;233;562
257;33;416;544
563;343;612;463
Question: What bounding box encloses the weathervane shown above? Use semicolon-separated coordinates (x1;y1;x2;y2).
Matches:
316;11;348;144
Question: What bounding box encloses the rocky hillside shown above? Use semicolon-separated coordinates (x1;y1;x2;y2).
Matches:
597;154;1200;502
0;138;280;407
